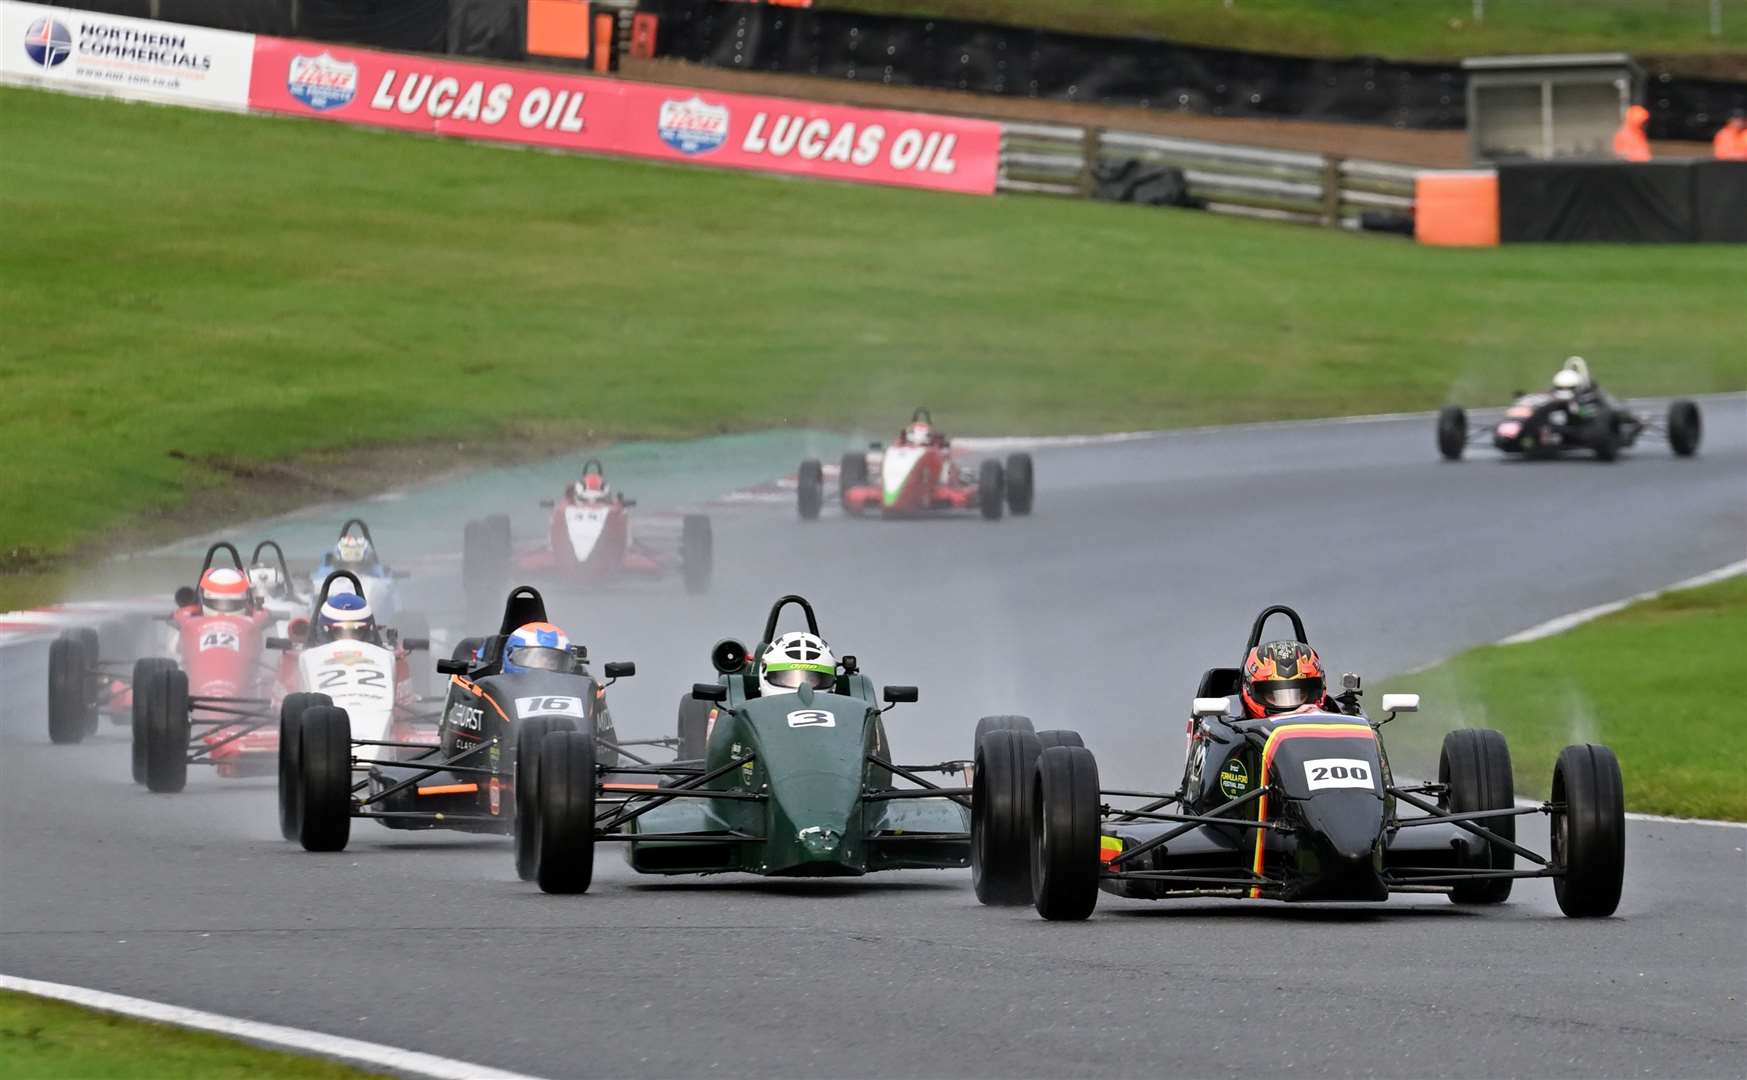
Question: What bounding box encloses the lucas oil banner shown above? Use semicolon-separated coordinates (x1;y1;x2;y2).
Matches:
247;36;999;195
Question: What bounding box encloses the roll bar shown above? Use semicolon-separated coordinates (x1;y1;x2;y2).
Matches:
250;540;292;582
761;594;821;645
1246;604;1308;652
338;519;375;544
911;407;931;423
200;542;245;577
581;459;605;476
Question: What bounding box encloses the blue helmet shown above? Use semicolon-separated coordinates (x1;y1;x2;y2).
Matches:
318;592;376;643
503;622;573;674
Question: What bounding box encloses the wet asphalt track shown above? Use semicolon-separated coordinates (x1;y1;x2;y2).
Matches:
3;401;1745;1078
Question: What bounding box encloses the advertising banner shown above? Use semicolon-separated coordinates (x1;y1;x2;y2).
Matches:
0;0;254;109
248;36;999;194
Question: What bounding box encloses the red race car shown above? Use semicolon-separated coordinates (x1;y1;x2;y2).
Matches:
797;409;1034;521
461;460;713;619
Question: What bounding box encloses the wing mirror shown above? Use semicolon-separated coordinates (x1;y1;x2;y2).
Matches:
402;637;430;652
1192;696;1231;718
539;498;556;508
869;441;883;450
174;585;197;609
882;685;918;704
711;639;749;675
692;682;728;703
621;499;638;508
603;661;635;679
265;636;293;650
436;658;469;676
1379;693;1419;715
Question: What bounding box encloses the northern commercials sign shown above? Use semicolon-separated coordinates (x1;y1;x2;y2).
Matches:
0;0;253;108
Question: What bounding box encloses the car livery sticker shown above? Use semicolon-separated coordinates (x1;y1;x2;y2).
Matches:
1249;721;1377;898
786;709;834;728
1218;757;1249;799
198;627;241;652
516;695;585;719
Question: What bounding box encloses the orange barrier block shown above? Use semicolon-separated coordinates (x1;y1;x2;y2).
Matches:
593;12;615;73
1415;171;1499;247
528;0;590;61
630;12;659;59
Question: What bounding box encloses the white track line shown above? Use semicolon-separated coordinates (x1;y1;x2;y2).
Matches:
1498;558;1747;644
0;975;546;1080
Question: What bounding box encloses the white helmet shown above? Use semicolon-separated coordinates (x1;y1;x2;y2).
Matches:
1553;356;1591;392
336;534;373;565
758;632;837;696
248;564;289;601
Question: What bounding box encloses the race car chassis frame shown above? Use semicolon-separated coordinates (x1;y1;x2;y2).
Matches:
181;697;273;768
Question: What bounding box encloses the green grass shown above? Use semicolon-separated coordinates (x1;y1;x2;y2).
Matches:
1386;576;1747;821
1;86;1743;566
819;0;1747;60
0;991;379;1079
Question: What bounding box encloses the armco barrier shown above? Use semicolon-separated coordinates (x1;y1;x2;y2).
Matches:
247;36;1001;194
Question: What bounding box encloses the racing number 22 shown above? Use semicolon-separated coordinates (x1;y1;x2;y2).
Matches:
317;667;387;690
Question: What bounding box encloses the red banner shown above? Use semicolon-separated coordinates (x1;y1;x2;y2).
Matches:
247;38;999;195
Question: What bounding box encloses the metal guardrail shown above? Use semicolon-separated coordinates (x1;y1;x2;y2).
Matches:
998;123;1421;228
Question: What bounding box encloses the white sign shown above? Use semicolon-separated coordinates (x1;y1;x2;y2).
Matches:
786;709;835;729
516;695;585;719
1303;758;1375;792
0;1;254;109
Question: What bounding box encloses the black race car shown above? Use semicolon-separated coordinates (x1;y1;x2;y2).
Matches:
972;605;1627;920
1438;393;1701;462
278;584;636;854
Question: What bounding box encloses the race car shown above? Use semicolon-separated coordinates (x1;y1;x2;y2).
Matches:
247;540;312;635
520;594;972;894
972;605;1626;920
279;584;636;853
459;460;712;620
309;519;411;622
1438;359;1701;462
133;562;435;793
796;408;1034;521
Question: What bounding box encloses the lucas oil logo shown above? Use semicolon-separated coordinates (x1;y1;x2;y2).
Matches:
287;52;357;111
657;96;729;155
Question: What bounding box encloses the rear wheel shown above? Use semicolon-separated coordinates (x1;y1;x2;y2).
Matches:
1667;400;1701;457
681;514;712;595
1439;729;1516;904
1437;405;1467;461
536;730;598;894
1551;744;1625;918
277;693;329;840
1035;729;1084;750
1005;453;1034;515
797;459;823;521
142;666;190;794
130;658;174;785
838;451;869;515
514;716;579;881
971;728;1042;905
295;706;353;853
973;715;1034;752
72;627;101;735
47;634;90;745
677;694;713;760
978;460;1005;520
1032;745;1102;921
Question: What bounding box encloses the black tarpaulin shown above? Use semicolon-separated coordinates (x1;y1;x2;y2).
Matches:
448;0;524;60
1692;162;1747;243
298;0;448;54
1499;163;1696;243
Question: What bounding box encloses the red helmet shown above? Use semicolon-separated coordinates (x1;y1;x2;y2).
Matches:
1241;640;1325;717
198;568;251;615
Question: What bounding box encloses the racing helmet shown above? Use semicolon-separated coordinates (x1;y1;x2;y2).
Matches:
570;472;610;504
758;632;837;696
335;533;373;566
905;420;933;445
504;622;573;674
248;564;290;602
318;592;376;643
1554;356;1591;392
1241;640;1326;717
199;568;251;615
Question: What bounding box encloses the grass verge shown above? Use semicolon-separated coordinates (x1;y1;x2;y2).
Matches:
2;86;1743;581
1386;575;1747;821
820;0;1747;65
0;990;379;1079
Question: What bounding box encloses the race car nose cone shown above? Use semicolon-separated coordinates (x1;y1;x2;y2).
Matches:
797;825;842;856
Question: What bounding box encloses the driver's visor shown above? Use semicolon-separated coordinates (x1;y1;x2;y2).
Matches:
507;645;571;673
765;665;834;690
325;621;375;642
203;595;249;614
1252;677;1323;712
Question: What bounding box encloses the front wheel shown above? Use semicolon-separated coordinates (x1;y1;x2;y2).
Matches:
1551;744;1624;918
971;728;1042;905
681;514;712;595
535;730;598;894
295;706;353;852
797;459;823;521
1592;408;1621;462
839;451;869;514
1004;453;1034;515
47;633;91;745
978;460;1005;521
514;716;578;881
1436;405;1467;461
677;694;713;760
1031;745;1102;921
130;658;174;785
1439;728;1515;904
278;692;329;840
142;666;190;794
1667;400;1701;457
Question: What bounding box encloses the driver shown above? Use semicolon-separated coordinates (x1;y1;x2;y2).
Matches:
1550;356;1611;413
1239;640;1329;718
902;416;937;447
503;622;576;674
333;532;379;572
568;471;612;505
757;632;838;695
315;592;378;644
248;563;293;604
197;568;253;616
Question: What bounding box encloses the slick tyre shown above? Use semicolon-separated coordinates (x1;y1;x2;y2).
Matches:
973;715;1034;756
1005;453;1034;516
676;694;713;761
277;693;330;840
1593;408;1621;462
295;706;353;853
1032;745;1102;921
1551;744;1625;918
130;658;174;785
681;514;713;595
1035;729;1084;750
1436;406;1467;461
839;451;869;514
1439;728;1516;903
972;729;1043;905
514;716;578;881
978;460;1005;520
142;666;190;794
74;627;102;735
47;633;90;745
1667;400;1701;457
797;459;824;521
536;730;597;895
